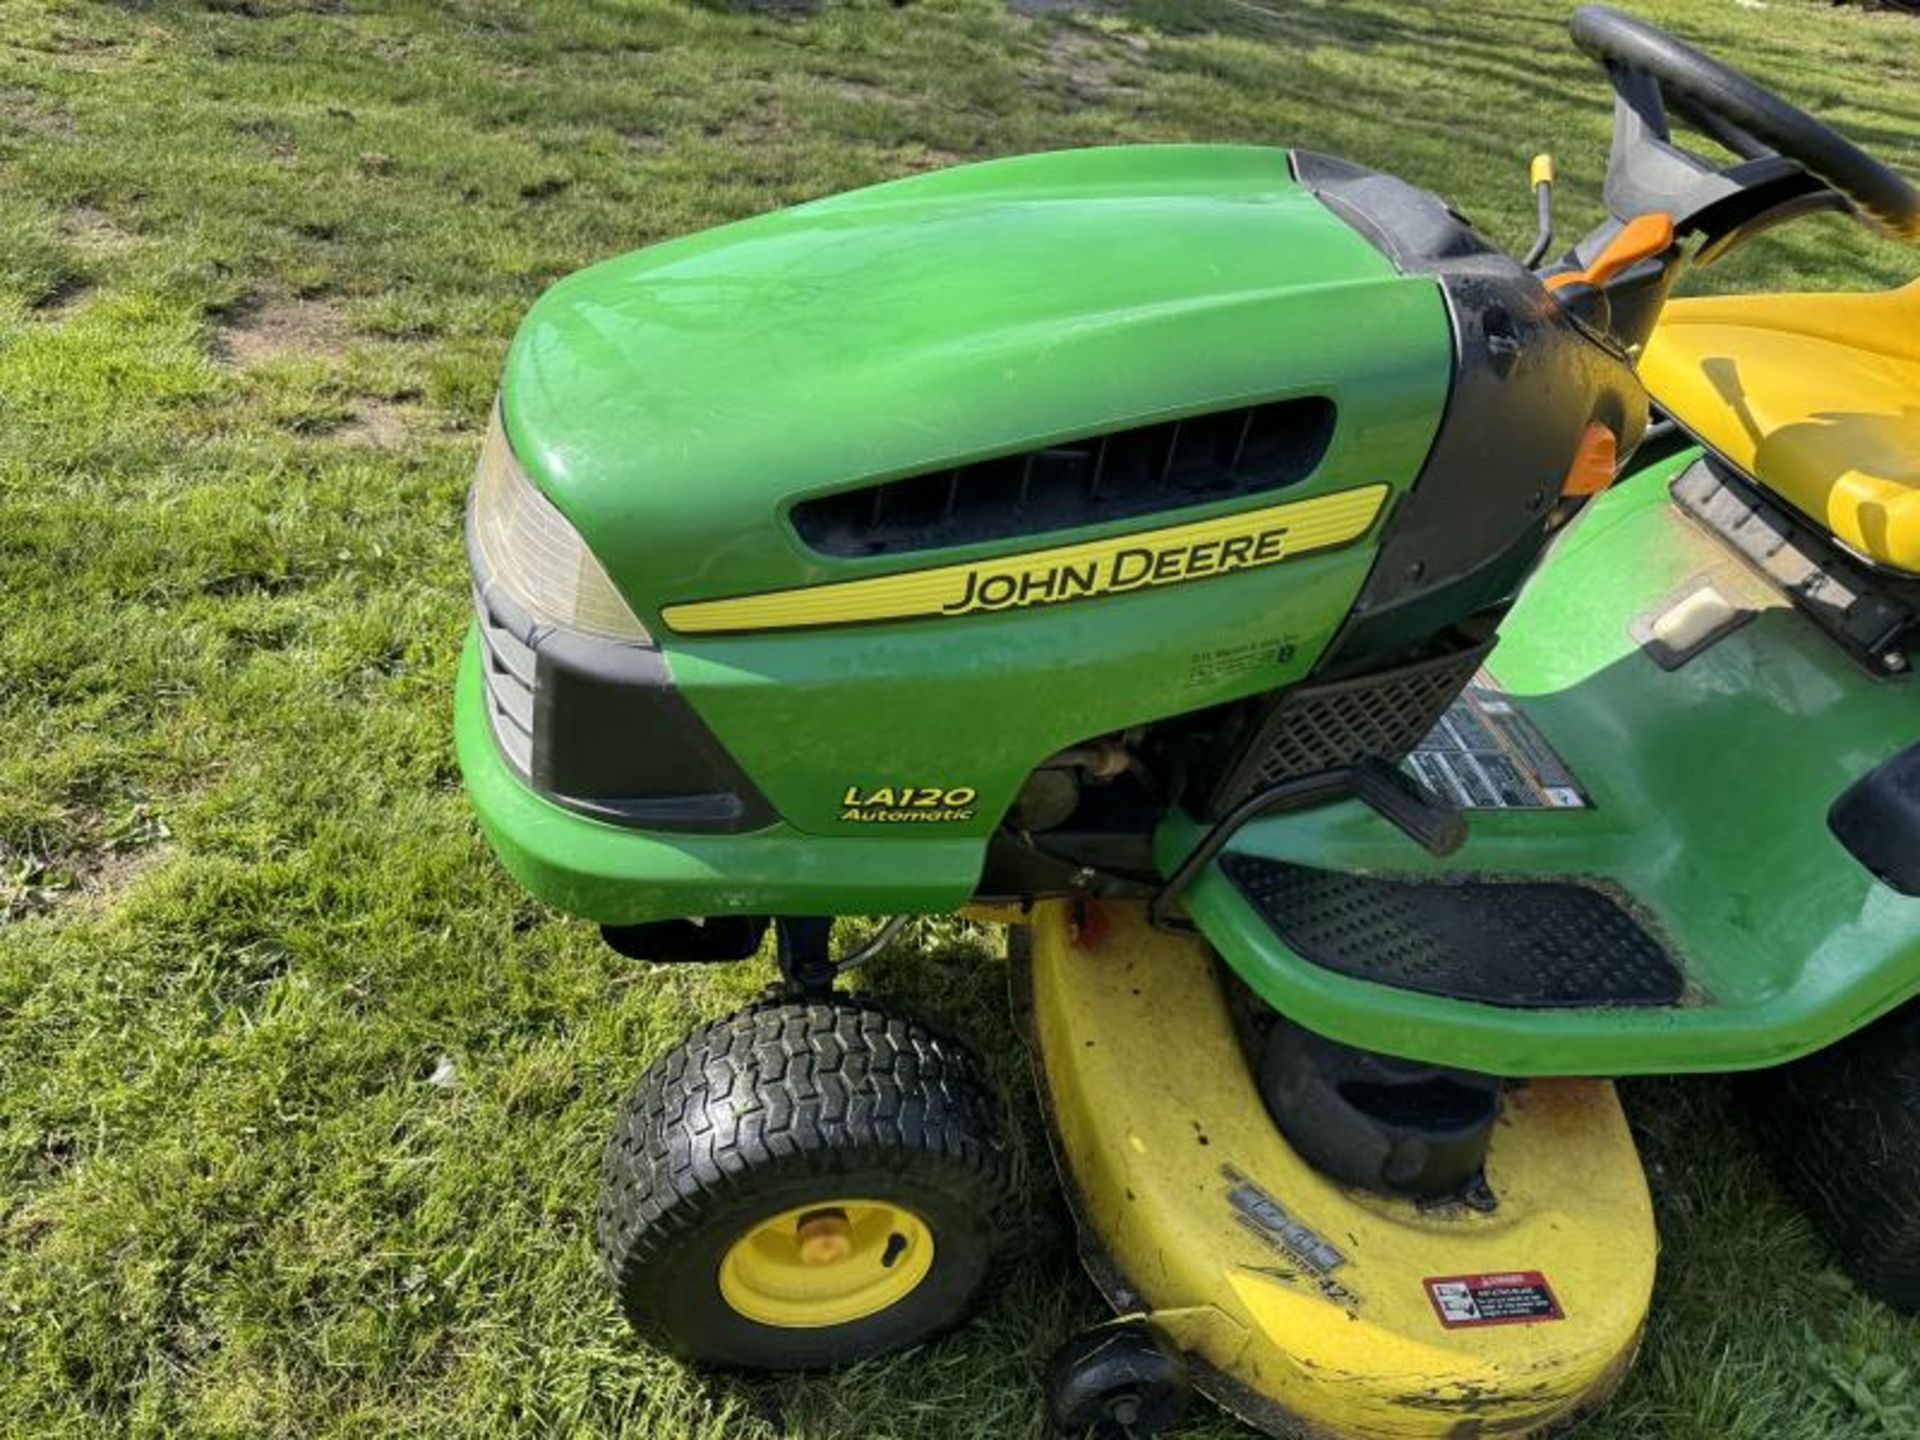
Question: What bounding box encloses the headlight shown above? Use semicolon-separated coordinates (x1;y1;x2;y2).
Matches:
471;406;651;642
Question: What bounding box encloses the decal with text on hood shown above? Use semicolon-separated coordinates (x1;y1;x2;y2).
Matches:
661;484;1390;635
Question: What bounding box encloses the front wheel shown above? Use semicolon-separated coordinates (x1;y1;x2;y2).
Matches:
596;994;1015;1369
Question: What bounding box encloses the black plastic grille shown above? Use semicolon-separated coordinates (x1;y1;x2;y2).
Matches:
790;396;1336;559
1206;641;1492;817
475;588;536;778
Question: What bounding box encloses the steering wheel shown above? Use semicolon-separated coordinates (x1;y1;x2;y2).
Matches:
1570;5;1920;245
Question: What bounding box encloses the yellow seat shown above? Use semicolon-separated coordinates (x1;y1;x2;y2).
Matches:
1638;281;1920;573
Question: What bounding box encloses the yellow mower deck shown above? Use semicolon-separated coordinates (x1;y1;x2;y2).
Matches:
1021;900;1656;1439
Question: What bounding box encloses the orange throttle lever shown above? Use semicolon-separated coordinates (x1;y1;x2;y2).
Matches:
1544;212;1675;293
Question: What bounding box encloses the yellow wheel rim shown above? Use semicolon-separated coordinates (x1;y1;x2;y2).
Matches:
718;1199;935;1328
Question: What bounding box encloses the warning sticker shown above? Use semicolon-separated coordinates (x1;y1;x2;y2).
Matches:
1403;669;1589;810
1424;1272;1564;1329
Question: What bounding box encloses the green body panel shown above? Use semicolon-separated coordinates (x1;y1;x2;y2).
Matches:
456;631;982;922
501;144;1441;609
667;548;1370;838
1176;447;1920;1077
495;144;1453;840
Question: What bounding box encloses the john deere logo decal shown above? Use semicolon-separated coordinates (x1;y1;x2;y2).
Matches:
660;483;1390;635
942;526;1289;615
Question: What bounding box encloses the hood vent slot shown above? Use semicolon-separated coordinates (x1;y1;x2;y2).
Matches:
791;396;1336;559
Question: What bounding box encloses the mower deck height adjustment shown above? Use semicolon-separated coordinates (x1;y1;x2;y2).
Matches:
775;915;840;995
773;914;916;995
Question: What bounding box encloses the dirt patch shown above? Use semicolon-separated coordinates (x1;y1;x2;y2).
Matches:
61;206;136;258
30;274;93;317
821;74;887;102
335;398;413;448
621;125;669;155
695;0;821;12
1009;0;1115;15
5;1209;54;1253
0;85;77;139
235;114;300;162
1031;23;1149;102
218;290;351;367
895;147;972;174
2;810;171;925
697;86;790;147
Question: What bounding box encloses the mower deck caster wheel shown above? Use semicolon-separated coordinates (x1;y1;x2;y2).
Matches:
1046;1320;1190;1438
596;993;1015;1368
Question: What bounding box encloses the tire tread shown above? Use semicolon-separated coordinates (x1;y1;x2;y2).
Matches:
596;993;1013;1356
1741;1001;1920;1312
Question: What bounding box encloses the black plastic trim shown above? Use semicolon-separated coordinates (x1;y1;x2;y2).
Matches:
1291;152;1649;674
1830;744;1920;896
788;398;1335;560
467;506;776;833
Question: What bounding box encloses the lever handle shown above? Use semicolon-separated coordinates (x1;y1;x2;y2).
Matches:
1544;211;1675;293
1523;153;1557;269
1350;757;1468;857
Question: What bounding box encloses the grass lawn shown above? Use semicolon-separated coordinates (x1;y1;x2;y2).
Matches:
3;0;1919;1435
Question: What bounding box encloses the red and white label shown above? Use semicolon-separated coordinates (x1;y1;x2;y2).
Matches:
1424;1271;1564;1329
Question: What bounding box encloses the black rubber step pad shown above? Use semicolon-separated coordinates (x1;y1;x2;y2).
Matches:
1218;854;1685;1009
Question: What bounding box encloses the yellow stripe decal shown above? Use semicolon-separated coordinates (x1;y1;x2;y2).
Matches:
662;483;1391;635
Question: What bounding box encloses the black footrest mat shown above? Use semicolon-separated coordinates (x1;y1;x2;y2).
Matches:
1218;855;1684;1009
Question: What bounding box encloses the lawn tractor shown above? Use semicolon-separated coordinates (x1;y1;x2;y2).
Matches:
455;7;1920;1435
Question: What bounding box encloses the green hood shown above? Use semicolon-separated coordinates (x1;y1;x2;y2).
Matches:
499;144;1442;615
